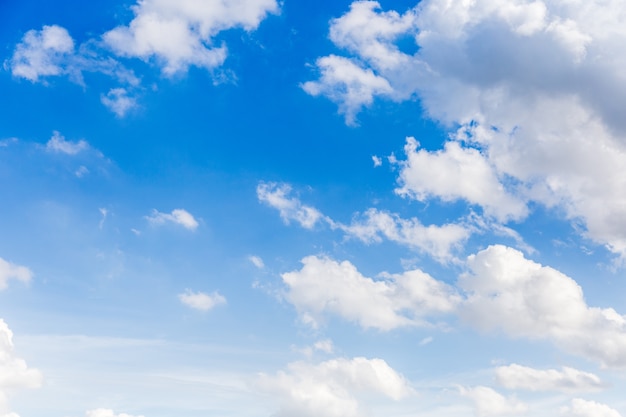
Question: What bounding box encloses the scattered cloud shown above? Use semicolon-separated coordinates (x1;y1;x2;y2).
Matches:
248;255;265;269
459;385;527;417
0;258;32;290
46;131;89;155
100;88;138;117
460;245;626;368
102;0;279;75
145;209;199;231
178;290;226;312
258;356;412;417
560;398;622;417
371;155;382;167
495;364;604;393
281;255;459;330
7;25;74;82
257;182;325;229
0;319;43;416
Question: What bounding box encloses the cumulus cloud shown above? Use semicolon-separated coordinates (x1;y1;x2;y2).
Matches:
394;138;527;222
340;207;470;263
0;320;43;416
495;364;604;393
248;255;265;269
461;245;626;368
560;398;622;417
281;255;459;330
7;25;74;82
258;357;412;417
459;386;527;417
305;0;626;258
103;0;279;75
257;182;325;229
85;409;145;417
178;290;226;312
45;131;89;155
145;209;199;231
0;258;32;291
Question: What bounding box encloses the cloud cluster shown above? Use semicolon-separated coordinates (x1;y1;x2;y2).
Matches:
103;0;279;75
459;385;527;416
305;0;626;258
281;255;458;330
560;398;622;417
258;357;412;417
0;320;42;417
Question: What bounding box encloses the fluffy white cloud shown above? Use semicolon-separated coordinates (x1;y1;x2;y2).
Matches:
0;259;32;291
258;357;412;417
281;256;459;330
560;398;622;417
145;208;199;230
0;320;42;416
7;25;74;82
341;208;470;263
100;88;138;117
45;131;89;155
495;364;604;393
394;138;527;222
103;0;279;75
85;409;145;417
461;245;626;368
459;386;527;417
257;182;325;229
178;290;226;311
306;0;626;257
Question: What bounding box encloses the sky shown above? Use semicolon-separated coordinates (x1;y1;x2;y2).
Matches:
1;0;626;416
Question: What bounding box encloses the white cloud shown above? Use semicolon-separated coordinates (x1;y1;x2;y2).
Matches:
85;409;145;417
103;0;279;75
178;290;226;311
281;256;459;330
460;245;626;368
495;363;604;393
459;386;527;417
0;258;32;291
0;320;43;416
371;155;382;167
248;255;265;269
394;138;528;222
145;208;199;231
257;182;324;229
100;88;138;117
301;55;393;125
258;357;412;417
45;131;89;155
7;25;74;82
258;181;471;263
340;207;470;263
560;399;622;417
305;0;626;258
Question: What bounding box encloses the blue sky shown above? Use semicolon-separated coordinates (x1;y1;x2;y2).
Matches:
2;1;626;416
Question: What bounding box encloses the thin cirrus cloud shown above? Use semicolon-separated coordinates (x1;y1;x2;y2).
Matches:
145;209;199;231
0;258;32;291
303;0;626;260
85;409;145;417
178;290;226;312
257;356;412;417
